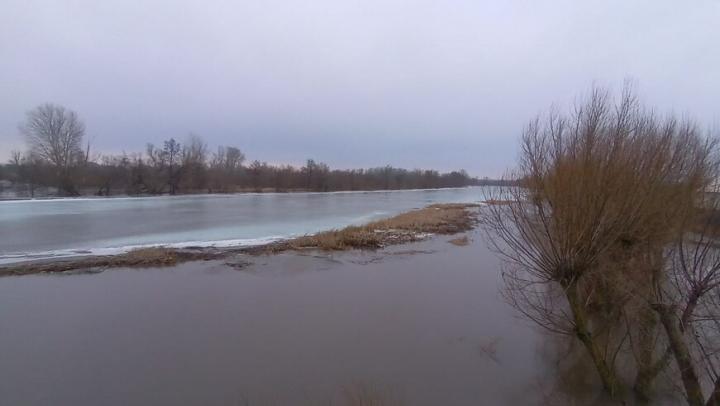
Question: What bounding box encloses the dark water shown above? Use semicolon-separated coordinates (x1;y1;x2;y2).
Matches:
0;230;544;405
0;230;678;405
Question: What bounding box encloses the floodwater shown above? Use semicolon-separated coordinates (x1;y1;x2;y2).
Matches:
0;187;484;265
0;228;651;406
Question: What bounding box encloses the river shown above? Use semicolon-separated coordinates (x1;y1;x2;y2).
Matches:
0;188;484;265
0;188;681;405
0;229;630;406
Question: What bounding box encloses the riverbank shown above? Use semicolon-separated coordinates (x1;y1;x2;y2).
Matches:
0;186;482;202
0;203;479;277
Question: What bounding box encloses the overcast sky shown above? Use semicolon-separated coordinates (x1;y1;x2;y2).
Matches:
0;0;718;176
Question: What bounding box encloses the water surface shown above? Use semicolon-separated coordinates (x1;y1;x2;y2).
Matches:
0;230;680;405
0;233;553;405
0;188;484;264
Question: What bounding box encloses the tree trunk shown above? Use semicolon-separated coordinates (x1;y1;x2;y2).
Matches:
565;281;619;395
634;307;665;403
706;377;720;406
656;305;704;406
635;344;673;403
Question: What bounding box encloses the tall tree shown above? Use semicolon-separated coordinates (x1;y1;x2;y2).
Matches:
20;103;85;195
481;85;716;400
163;138;182;194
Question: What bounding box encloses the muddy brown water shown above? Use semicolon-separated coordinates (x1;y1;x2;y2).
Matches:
0;230;677;405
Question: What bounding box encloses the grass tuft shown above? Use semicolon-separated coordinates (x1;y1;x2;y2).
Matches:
290;203;478;250
448;236;470;246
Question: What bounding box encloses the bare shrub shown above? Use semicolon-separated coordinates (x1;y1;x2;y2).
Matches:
481;84;716;399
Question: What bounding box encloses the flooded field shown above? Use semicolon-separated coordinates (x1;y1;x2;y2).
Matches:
0;228;611;406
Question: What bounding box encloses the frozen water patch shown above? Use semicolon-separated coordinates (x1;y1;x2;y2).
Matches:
0;187;489;266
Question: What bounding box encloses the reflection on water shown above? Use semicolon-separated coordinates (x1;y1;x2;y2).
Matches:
0;230;680;405
530;331;681;406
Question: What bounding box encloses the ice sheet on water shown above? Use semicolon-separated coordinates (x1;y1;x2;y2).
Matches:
0;187;489;265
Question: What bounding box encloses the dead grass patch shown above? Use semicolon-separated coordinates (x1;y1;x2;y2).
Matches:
448;236;470;246
290;203;478;250
482;199;512;206
0;247;219;276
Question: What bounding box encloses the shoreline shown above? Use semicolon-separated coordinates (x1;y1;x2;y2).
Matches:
0;186;482;203
0;203;479;277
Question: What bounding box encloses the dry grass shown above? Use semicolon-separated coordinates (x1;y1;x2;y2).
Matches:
448;236;470;246
0;247;219;276
291;226;383;250
290;203;478;250
482;199;512;206
116;247;181;265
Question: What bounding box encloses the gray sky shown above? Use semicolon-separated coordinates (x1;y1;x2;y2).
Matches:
1;0;718;176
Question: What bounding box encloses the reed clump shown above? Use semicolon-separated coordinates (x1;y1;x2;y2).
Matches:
290;203;478;250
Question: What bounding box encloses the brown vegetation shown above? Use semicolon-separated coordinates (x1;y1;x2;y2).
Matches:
481;199;512;206
0;248;221;276
481;83;720;405
290;204;478;250
448;236;470;246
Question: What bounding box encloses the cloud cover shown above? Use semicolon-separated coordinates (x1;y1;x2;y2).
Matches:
0;0;718;175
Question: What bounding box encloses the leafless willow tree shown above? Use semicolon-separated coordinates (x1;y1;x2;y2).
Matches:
649;194;720;405
20;103;86;195
481;84;717;402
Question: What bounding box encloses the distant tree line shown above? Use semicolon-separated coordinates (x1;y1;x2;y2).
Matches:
0;103;502;197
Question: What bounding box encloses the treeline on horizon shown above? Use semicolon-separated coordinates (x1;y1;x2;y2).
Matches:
0;103;508;197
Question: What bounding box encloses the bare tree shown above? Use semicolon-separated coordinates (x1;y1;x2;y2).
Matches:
1;134;476;195
145;138;182;194
95;154;131;196
210;146;245;171
481;84;715;399
8;150;42;198
181;134;208;191
20;103;85;195
644;188;720;406
209;146;245;192
163;138;182;194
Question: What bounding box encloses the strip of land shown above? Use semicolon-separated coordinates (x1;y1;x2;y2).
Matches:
0;203;479;277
